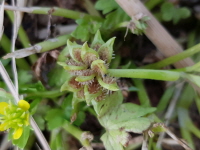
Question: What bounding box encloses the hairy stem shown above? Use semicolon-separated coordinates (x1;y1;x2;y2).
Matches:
3;34;71;59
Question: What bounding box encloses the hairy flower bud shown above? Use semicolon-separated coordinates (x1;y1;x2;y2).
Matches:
58;30;119;105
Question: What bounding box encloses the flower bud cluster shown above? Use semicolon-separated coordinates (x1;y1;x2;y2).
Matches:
58;31;119;104
0;100;30;139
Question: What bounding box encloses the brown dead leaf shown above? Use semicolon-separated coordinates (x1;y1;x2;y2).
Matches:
32;50;60;88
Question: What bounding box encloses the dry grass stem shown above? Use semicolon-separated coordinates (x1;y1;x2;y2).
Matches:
0;0;4;40
157;82;184;148
115;0;194;68
0;61;51;150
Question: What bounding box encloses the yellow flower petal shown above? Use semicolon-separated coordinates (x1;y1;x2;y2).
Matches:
13;127;23;139
0;102;8;115
0;122;7;131
18;100;30;111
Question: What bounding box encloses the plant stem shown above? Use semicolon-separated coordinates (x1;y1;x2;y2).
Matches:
141;43;200;69
3;34;71;59
25;90;65;99
3;5;103;21
83;0;101;17
62;121;92;149
108;69;180;81
132;79;151;106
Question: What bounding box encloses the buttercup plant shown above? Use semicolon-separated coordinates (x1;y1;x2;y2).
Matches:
0;100;30;139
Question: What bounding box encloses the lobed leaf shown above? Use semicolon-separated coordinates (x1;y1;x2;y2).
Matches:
101;132;124;150
92;91;123;117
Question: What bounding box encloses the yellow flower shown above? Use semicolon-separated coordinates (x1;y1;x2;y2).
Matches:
0;100;30;139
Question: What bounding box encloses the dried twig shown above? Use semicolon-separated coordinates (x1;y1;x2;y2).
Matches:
115;0;194;68
11;0;19;93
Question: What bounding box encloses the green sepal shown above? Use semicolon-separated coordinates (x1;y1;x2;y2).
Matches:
60;77;82;92
64;65;87;71
67;40;83;63
57;61;87;71
91;30;105;50
91;59;108;75
97;76;119;91
84;85;102;105
81;42;99;65
75;74;95;83
98;37;115;63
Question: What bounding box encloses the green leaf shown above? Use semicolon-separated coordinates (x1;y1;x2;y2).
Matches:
8;126;31;149
71;18;102;41
48;65;72;88
102;8;130;30
18;70;32;85
50;130;67;150
101;132;124;150
92;91;123;117
58;45;69;62
95;0;118;14
34;115;45;130
29;98;41;115
20;81;45;94
161;2;191;24
97;93;156;149
45;109;65;130
71;24;90;41
179;8;191;19
184;74;200;88
100;103;156;133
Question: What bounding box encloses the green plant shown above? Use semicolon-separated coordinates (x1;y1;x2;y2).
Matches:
0;0;200;150
161;2;191;24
